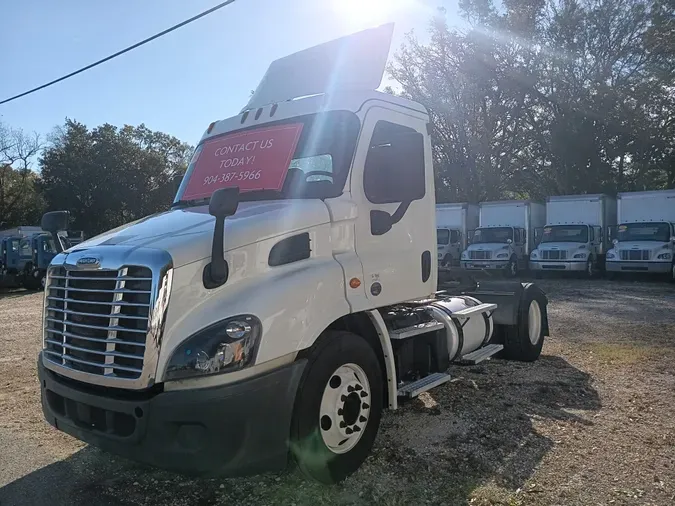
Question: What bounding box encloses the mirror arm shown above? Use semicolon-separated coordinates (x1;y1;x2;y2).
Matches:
209;215;228;284
389;201;411;225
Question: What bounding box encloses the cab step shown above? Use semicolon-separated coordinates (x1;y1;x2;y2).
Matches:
397;372;452;398
388;321;444;340
457;343;504;365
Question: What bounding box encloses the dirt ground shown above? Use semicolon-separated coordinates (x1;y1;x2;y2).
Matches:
1;277;674;506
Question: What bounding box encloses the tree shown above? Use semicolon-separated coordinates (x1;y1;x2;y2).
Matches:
388;0;675;202
0;122;44;228
39;120;192;236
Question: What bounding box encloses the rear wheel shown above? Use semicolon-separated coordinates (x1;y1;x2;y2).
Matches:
290;331;383;484
502;287;546;362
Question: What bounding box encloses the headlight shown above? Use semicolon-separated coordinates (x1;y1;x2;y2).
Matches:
607;252;616;259
657;252;672;260
573;253;587;259
461;251;468;259
496;253;508;259
165;315;262;381
530;251;538;259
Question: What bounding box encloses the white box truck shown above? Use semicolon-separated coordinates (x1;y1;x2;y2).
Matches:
461;200;546;277
606;189;675;281
436;203;479;268
530;194;617;277
35;25;550;485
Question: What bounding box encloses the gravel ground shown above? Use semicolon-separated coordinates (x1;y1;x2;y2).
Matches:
1;277;675;506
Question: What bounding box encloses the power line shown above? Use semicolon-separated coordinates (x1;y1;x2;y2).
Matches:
0;0;238;106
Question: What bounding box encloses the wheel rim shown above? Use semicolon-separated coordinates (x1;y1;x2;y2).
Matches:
528;300;542;345
511;260;517;276
40;276;46;289
319;363;371;455
587;261;593;277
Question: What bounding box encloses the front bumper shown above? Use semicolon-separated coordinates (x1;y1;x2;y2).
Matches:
461;259;509;270
529;260;587;272
605;261;671;273
38;352;306;476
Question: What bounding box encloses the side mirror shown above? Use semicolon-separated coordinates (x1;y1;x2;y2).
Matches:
41;211;70;253
671;236;675;244
205;188;240;288
370;210;393;236
612;238;619;246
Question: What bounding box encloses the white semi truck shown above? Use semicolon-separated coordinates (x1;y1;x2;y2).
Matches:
606;189;675;281
436;203;479;268
36;25;550;484
461;200;546;277
530;194;617;277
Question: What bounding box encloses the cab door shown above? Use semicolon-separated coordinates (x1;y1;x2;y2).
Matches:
350;105;435;306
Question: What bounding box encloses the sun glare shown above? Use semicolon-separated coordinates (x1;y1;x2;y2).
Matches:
333;0;414;26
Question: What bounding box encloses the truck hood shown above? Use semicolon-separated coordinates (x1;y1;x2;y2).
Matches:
613;241;671;255
71;200;331;267
537;242;587;253
466;243;510;252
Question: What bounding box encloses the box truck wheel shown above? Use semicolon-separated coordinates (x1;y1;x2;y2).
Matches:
290;331;383;484
670;262;675;284
507;256;518;278
441;254;452;268
585;258;595;279
502;288;546;362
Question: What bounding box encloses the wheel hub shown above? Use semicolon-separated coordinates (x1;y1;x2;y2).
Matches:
319;363;370;454
528;300;542;345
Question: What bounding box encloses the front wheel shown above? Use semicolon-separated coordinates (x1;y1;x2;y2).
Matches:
585;259;595;279
669;262;675;284
506;256;518;278
290;331;383;484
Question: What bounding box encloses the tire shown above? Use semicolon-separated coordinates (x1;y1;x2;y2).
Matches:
290;331;383;484
441;254;452;269
23;270;41;290
585;258;594;279
506;256;518;278
502;286;546;362
669;262;675;284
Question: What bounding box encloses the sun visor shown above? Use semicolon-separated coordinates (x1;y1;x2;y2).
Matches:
244;23;394;111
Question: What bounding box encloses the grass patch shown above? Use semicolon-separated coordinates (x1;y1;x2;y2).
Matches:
581;342;675;366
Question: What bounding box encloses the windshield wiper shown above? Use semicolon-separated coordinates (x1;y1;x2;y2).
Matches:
171;198;210;208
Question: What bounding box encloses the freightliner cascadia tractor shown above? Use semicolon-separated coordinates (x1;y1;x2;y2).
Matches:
37;24;550;484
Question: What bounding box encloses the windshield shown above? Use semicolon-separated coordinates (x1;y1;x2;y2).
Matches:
541;225;588;243
472;227;513;244
618;222;671;242
437;229;450;245
174;111;360;206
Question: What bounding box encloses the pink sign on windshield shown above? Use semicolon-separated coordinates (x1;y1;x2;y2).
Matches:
181;123;304;200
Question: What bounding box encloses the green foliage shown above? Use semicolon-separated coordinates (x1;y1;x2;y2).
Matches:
0;122;45;228
388;0;675;203
39;120;192;237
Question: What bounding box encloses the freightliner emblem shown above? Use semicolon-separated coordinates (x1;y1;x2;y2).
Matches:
76;256;101;269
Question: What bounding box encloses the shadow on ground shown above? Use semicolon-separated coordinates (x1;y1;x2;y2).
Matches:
0;355;600;506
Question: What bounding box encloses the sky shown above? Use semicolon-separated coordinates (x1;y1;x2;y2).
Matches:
1;0;460;147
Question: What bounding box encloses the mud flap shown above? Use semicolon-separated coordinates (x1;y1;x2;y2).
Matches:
460;281;549;337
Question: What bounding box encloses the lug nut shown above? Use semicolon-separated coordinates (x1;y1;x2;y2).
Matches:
362;403;370;409
345;427;353;435
359;416;367;423
353;426;361;432
360;391;367;398
340;421;346;428
354;384;362;391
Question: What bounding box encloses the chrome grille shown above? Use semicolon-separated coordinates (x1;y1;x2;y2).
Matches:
469;250;491;260
43;266;152;379
542;250;567;260
620;250;650;261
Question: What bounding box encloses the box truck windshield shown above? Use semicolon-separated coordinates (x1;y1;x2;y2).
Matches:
437;229;450;245
618;222;671;242
174;111;359;206
473;227;512;244
541;225;588;243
